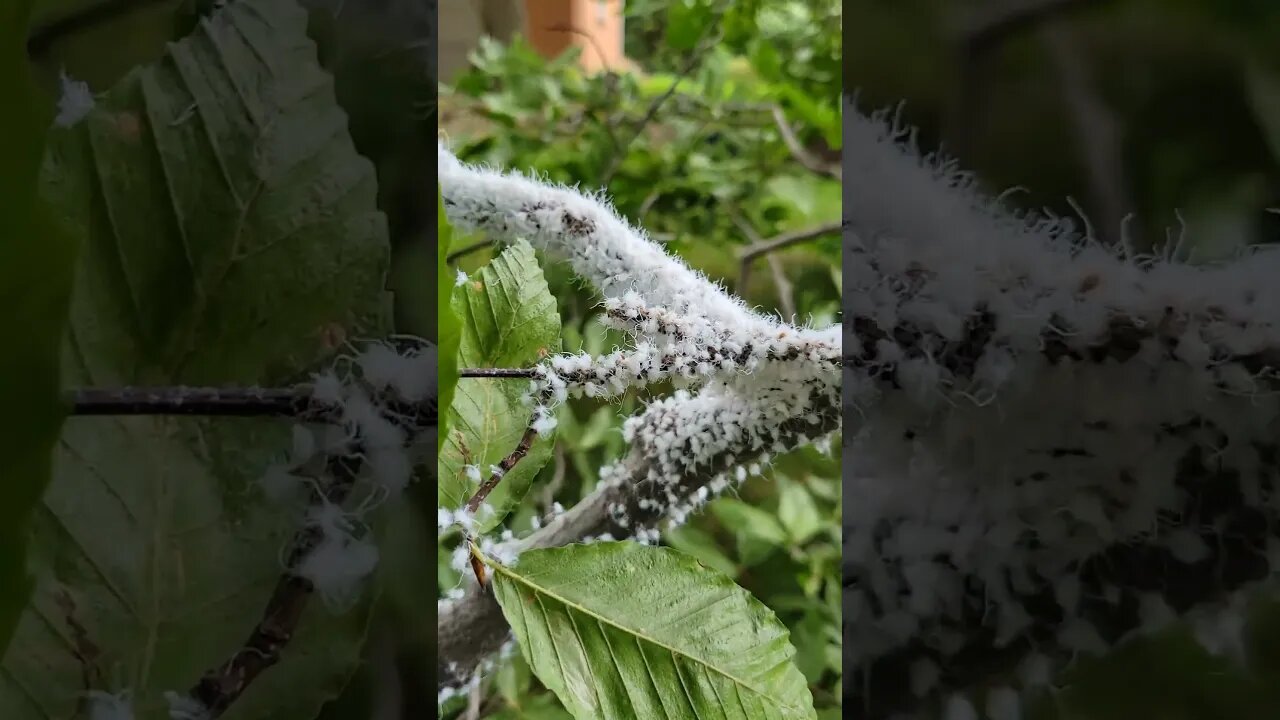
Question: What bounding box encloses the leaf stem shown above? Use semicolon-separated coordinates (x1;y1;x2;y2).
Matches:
464;424;540;513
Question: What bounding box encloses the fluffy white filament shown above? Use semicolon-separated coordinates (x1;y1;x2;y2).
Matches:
439;141;833;342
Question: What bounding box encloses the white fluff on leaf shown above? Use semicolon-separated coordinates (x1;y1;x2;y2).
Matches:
163;691;211;720
296;532;380;611
55;70;94;127
86;690;133;720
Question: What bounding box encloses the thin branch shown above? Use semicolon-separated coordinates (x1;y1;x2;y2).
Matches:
597;27;723;186
69;386;309;417
459;368;538;379
437;386;841;690
1041;21;1138;249
66;369;535;417
765;254;796;321
188;452;363;716
446;239;496;264
734;218;842;294
464;424;540;513
769;105;841;181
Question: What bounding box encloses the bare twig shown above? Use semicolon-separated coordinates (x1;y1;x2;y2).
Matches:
66;369;535;418
765;254;796;320
446;239;496;264
769;105;841;181
69;386;312;417
733;216;842;295
597;27;723;185
949;0;1113;159
464;425;540;513
188;452;363;716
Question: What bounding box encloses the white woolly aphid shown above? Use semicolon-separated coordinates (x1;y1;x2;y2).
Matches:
55;70;94;127
259;425;320;503
163;691;211;720
296;531;380;611
355;341;438;403
86;690;133;720
439;142;786;336
294;499;379;610
310;370;346;407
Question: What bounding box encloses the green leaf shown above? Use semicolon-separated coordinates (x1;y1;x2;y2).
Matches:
488;692;575;720
663;525;740;579
481;541;816;720
1;0;389;717
0;0;78;657
665;0;714;51
712;498;789;546
437;188;460;451
777;478;822;545
438;240;559;532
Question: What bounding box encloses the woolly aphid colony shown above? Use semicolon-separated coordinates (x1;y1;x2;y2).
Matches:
843;96;1280;717
434;142;842;694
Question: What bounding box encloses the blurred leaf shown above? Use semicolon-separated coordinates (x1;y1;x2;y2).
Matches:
1245;60;1280;164
777;477;823;545
663;525;739;578
1;0;388;715
712;497;788;545
0;0;78;657
664;0;713;51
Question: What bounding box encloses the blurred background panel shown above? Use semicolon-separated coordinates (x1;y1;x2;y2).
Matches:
846;1;1280;718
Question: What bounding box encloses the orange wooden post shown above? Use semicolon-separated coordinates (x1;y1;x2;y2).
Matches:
524;0;626;73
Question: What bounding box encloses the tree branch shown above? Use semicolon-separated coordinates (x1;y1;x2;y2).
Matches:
188;452;364;717
437;383;841;690
597;24;723;186
769;105;841;181
446;239;495;264
65;369;534;417
734;218;842;296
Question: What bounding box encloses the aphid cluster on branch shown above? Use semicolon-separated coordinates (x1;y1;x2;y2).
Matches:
434;141;842;694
